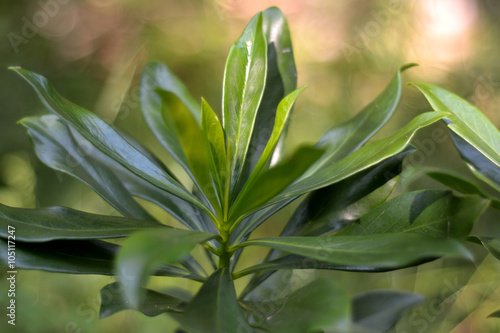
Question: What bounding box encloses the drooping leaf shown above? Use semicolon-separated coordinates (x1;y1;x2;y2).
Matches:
235;233;471;272
242;278;350;333
201;98;227;206
10;67;210;217
116;229;216;308
468;236;500;260
241;112;449;217
222;13;267;197
338;190;488;240
352;290;425;332
448;130;500;193
305;64;417;176
174;268;252;333
229;146;324;224
411;82;500;169
99;282;185;318
0;203;166;242
241;7;298;184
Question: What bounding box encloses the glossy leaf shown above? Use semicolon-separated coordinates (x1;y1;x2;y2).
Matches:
352;290;425;332
222;13;267;197
10;67;209;216
338;190;488;240
250;112;449;215
242;278;350;333
0;203;166;242
116;229;216;307
449;130;500;193
99;282;185;318
241;7;298;184
229;146;324;224
21;115;153;220
468;236;500;260
235;233;472;272
411;82;500;169
201;98;227;205
175;268;252;333
306;64;416;176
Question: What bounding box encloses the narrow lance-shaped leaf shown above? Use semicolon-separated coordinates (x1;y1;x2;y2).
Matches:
237;112;449;219
352;290;425;332
99;282;185;318
235;233;472;272
174;268;252;333
241;278;350;333
20;115;154;220
305;64;417;177
222;13;267;197
240;7;298;184
116;229;216;308
10;67;210;217
0;203;166;242
411;82;500;169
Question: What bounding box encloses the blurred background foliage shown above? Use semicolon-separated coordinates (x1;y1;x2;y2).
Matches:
1;0;500;332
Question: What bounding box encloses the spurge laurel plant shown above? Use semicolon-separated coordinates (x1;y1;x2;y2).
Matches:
3;6;500;333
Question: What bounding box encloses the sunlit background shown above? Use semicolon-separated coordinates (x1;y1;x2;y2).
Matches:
1;0;500;332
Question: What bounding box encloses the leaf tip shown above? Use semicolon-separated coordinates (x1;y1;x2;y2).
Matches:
8;66;22;72
400;63;419;72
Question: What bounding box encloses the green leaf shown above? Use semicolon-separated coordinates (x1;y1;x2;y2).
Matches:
488;310;500;318
10;67;210;217
99;282;185;318
468;236;500;260
0;203;166;242
338;190;488;240
21;115;153;220
411;82;500;169
229;146;324;224
251;112;449;214
240;7;297;185
223;13;267;197
352;290;425;332
235;233;472;272
174;268;252;333
116;229;215;308
201;98;227;207
449;130;500;193
159;91;219;214
242;278;350;333
306;64;417;176
21;115;207;231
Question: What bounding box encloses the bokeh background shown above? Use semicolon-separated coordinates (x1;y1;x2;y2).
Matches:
1;0;500;332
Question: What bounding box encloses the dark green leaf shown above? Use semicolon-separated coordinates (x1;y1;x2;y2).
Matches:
257;112;449;215
99;282;185;318
235;233;471;271
468;236;500;260
223;13;267;197
338;190;488;240
411;83;500;169
488;310;500;318
229;146;324;224
242;278;350;333
352;290;425;332
0;203;166;242
116;229;216;307
174;268;252;333
10;67;209;217
306;64;417;176
21;115;153;220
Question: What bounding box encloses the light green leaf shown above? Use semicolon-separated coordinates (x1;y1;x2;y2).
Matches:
99;282;185;318
411;82;500;169
116;229;215;308
242;278;350;333
223;13;267;197
306;64;417;176
235;233;472;271
0;203;166;242
175;268;252;333
352;290;425;332
468;236;500;260
10;67;210;217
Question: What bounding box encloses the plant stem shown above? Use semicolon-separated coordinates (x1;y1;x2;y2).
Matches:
218;226;232;269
